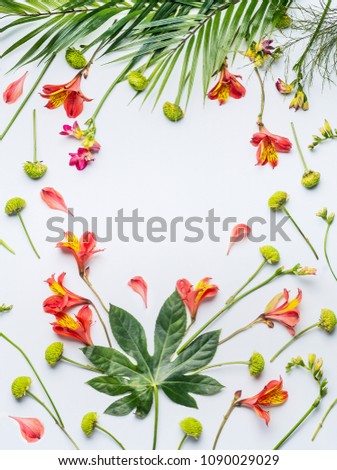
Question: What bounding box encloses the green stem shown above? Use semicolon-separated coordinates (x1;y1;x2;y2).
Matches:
273;401;319;450
81;275;109;314
312;397;337;441
152;385;159;450
90;301;112;347
270;323;319;363
212;396;237;450
27;391;80;450
324;223;337;282
293;0;332;76
61;356;101;373
177;434;188;450
33;109;37;163
177;270;280;354
218;318;261;345
282;206;319;260
0;55;55;141
192;361;249;375
291;121;308;171
0;333;63;427
255;68;265;125
96;425;126;450
226;260;266;304
184;318;195;336
0;239;15;255
17;212;40;259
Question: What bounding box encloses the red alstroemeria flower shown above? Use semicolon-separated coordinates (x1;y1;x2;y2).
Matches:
51;305;93;345
56;232;104;275
251;126;292;168
237;377;288;425
208;67;246;105
43;272;89;314
128;276;148;308
3;71;28;104
261;288;302;335
40;73;92;118
10;416;45;443
176;277;219;320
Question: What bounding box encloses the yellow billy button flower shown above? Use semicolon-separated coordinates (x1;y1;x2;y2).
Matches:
178;417;203;449
65;48;87;70
163;102;184;122
259;245;280;264
23;161;48;179
45;342;64;366
319;309;337;333
81;412;98;436
301;170;320;189
127;71;149;92
11;376;32;399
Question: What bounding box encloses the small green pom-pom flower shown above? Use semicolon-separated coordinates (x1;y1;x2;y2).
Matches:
81;412;98;436
163;102;184;122
319;309;337;333
268;191;288;210
45;342;64;366
65;48;87;69
5;197;26;215
259;245;280;264
301;170;320;189
127;71;149;92
23;161;48;180
276;13;292;30
249;352;265;376
179;417;203;439
11;376;32;399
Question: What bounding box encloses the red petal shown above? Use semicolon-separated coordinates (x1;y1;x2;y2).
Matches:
10;416;44;443
64;92;84;118
128;276;148;307
40;187;71;215
227;224;251;255
3;71;28;104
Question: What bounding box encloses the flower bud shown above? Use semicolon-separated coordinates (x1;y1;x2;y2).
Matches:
327;212;335;224
249;352;265;376
0;304;13;312
127;71;149;92
45;342;64;366
234;390;242;400
301;170;320;189
316;207;327;219
276;13;292;30
163;102;184;122
268;191;288;210
11;376;32;399
5;197;26;215
23;161;48;179
259;245;280;264
319;309;337;333
292;356;304;366
314;358;323;372
308;353;316;368
81;412;98;436
179;417;202;439
65;48;87;70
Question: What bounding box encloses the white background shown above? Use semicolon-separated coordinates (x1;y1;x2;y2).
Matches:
1;0;337;451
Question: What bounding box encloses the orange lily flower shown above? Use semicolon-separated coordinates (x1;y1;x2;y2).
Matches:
208;67;246;105
43;272;89;314
237;377;288;425
40;73;92;118
56;232;104;275
261;289;302;335
51;305;93;346
176;277;219;320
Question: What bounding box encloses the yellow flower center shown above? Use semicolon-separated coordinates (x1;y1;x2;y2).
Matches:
57;314;79;330
50;282;66;296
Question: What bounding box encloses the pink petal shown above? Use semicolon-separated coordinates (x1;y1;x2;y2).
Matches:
128;276;148;308
227;224;251;255
40;187;72;216
3;71;28;104
10;416;44;443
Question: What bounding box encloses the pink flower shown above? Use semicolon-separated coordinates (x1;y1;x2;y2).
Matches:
3;72;28;104
176;277;219;320
227;224;251;255
60;121;83;139
40;187;72;215
275;79;293;94
128;276;148;307
251;126;292;168
10;416;44;443
69;147;95;171
260;39;274;55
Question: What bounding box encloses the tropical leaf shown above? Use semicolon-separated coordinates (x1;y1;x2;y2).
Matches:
83;290;223;418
